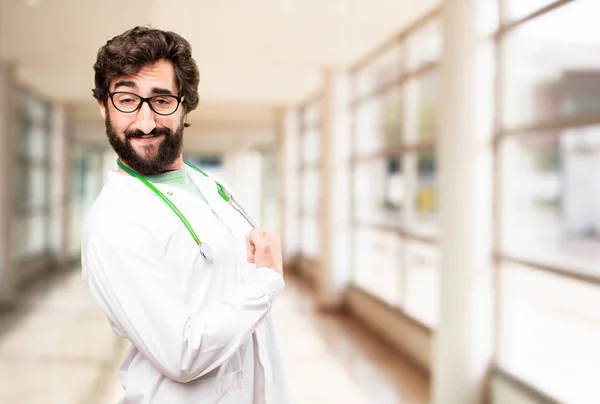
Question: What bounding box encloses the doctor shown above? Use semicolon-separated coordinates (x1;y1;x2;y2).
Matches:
81;26;289;404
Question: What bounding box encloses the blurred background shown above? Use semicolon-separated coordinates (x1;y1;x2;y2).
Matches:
1;0;599;403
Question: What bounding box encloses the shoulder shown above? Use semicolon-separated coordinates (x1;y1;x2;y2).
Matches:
83;182;157;246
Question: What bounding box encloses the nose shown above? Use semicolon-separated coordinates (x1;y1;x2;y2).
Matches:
134;100;157;134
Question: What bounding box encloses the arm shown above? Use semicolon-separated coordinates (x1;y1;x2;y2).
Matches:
82;229;284;384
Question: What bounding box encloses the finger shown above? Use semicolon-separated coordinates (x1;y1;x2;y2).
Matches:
247;245;256;263
249;228;270;243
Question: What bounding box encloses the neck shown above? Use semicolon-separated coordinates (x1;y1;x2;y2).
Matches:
117;154;185;176
162;155;185;172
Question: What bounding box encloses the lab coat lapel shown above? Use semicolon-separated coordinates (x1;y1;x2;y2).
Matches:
184;167;231;216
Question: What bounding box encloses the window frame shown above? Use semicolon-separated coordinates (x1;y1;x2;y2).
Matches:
492;0;600;401
349;7;441;327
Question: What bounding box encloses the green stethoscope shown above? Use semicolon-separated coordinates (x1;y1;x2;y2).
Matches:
116;159;256;264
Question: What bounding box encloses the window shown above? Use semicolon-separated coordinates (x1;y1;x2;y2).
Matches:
353;228;403;305
495;1;600;401
415;72;439;143
500;128;600;275
355;43;404;98
502;0;600;129
406;152;438;238
69;145;104;259
350;12;441;326
12;91;52;263
298;99;322;260
503;0;565;22
407;19;442;69
497;262;600;403
261;151;278;233
404;240;439;326
353;157;404;227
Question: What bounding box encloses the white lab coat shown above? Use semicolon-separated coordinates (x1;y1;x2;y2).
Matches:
81;166;289;404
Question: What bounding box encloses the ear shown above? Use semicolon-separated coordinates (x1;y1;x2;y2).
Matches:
98;101;106;120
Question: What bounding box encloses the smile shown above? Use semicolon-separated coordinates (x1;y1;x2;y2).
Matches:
129;133;163;139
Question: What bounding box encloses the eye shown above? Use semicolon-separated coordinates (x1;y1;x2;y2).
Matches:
115;94;138;104
152;97;173;105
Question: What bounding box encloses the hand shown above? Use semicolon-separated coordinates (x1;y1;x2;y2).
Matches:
245;229;283;277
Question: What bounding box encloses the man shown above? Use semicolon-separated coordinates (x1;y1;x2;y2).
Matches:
81;26;289;404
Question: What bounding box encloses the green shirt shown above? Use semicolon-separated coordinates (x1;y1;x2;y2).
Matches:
145;169;207;204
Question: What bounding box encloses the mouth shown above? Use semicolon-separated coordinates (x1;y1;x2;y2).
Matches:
129;133;163;140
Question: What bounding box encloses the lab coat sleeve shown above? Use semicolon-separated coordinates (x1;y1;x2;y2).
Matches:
82;229;284;384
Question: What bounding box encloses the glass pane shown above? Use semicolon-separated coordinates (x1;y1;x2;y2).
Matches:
14;164;48;213
28;165;48;209
498;262;600;402
301;126;320;165
17;119;29;157
416;72;439;143
353;228;402;305
355;98;382;156
500;127;600;276
407;152;438;237
14;163;27;211
300;215;319;259
26;94;48;125
353;157;403;227
303;103;321;127
478;0;499;34
407;19;442;68
504;0;561;23
404;240;439;326
356;43;404;97
354;89;404;156
27;124;48;161
382;88;404;148
27;214;47;255
300;167;320;215
503;0;600;128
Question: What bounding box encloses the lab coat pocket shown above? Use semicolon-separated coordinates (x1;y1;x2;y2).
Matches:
183;369;244;403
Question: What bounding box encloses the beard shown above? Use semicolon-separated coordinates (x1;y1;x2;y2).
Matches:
105;113;184;176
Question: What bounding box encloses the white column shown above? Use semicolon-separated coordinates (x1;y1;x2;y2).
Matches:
433;1;494;403
317;68;351;310
281;107;300;262
275;109;286;238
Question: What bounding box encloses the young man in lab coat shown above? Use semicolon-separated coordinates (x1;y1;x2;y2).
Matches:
81;26;289;404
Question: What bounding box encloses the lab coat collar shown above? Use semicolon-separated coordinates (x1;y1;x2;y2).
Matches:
107;165;222;206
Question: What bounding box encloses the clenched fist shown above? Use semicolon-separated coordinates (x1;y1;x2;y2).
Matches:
245;229;283;277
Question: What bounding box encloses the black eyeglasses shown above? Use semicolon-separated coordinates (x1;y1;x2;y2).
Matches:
108;91;184;116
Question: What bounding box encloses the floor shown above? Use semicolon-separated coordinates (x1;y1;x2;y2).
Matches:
0;268;429;404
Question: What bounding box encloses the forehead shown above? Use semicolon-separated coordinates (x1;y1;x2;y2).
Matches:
110;59;177;92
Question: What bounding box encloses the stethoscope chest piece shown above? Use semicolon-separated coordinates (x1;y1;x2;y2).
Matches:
199;242;214;264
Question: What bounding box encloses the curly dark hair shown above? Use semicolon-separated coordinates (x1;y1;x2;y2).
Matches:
92;26;200;125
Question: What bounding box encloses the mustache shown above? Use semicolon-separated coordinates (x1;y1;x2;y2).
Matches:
125;126;172;139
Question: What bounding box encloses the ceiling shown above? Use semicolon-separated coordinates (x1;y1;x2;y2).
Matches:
0;0;437;107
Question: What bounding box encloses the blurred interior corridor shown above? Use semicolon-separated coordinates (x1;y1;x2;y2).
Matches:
2;0;600;403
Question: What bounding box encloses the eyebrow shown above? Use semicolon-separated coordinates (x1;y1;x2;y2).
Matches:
113;81;174;96
151;87;174;96
113;80;136;90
